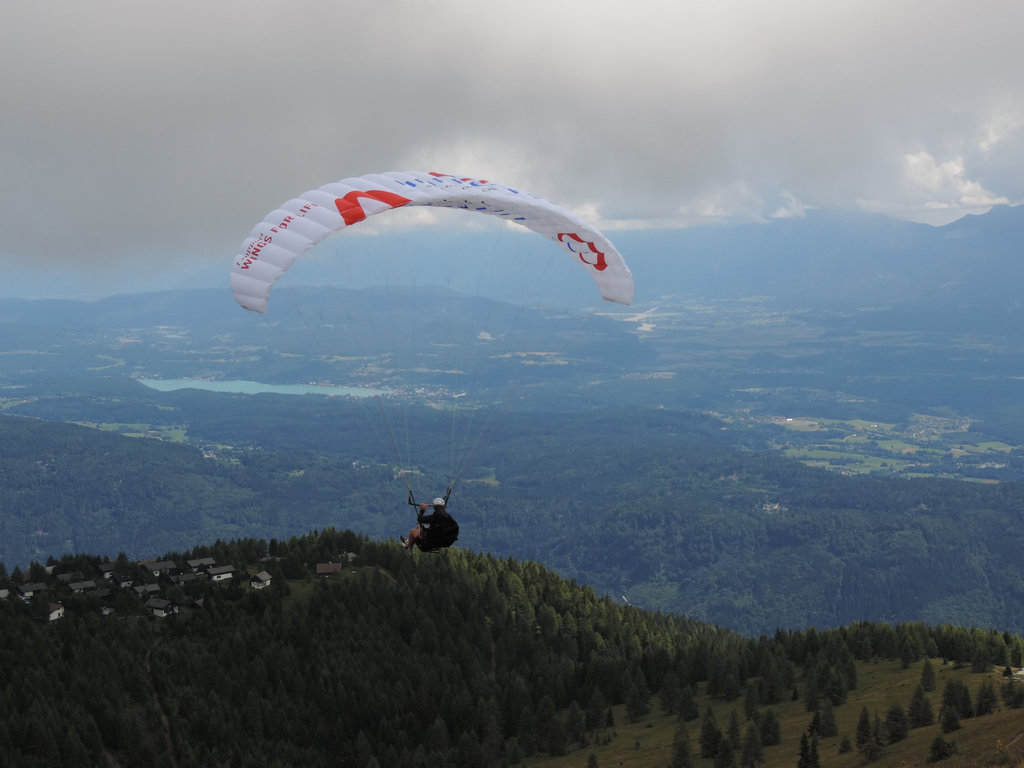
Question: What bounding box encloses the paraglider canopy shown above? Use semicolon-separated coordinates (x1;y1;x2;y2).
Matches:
231;171;633;313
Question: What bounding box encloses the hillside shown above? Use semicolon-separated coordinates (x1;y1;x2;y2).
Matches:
4;411;1024;636
534;659;1024;768
2;530;1022;767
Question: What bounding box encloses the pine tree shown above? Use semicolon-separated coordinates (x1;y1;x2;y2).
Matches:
727;708;742;750
971;645;990;673
566;701;585;745
939;705;960;734
482;715;503;764
1012;639;1024;668
585;686;606;730
803;679;820;713
840;646;859;692
940;679;973;719
929;735;958;762
60;726;91;768
516;705;537;756
797;731;811;768
958;682;974;719
670;722;693;768
824;666;848;706
662;671;683;716
900;637;917;669
758;709;781;747
861;714;886;762
627;680;650;722
743;681;759;721
818;699;838;738
920;658;936;692
854;707;872;752
908;683;935;727
806;711;821;737
457;731;484;766
379;745;403;768
356;730;375;766
760;652;787;704
884;702;909;743
1003;679;1024;709
634;666;652;717
976;679;999;716
739;722;762;768
424;717;448;754
679;684;700;721
535;695;556;743
714;736;736;768
809;732;821;768
699;706;722;758
546;713;568;756
504;736;524;766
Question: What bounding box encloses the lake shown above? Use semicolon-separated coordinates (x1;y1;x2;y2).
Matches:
138;378;387;398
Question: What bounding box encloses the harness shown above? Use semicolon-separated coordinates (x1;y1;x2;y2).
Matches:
408;488;459;551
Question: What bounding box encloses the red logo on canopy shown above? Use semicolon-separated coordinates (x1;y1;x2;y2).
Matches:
335;189;413;225
558;233;608;271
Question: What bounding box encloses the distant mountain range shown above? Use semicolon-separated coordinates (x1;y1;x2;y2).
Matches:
619;203;1024;310
183;203;1024;311
6;203;1022;313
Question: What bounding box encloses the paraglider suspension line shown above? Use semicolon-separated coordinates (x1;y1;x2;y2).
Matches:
375;394;412;494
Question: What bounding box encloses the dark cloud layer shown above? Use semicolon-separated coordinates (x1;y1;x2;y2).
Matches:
2;0;1022;296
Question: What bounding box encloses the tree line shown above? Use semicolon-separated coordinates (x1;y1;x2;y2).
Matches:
1;528;1022;767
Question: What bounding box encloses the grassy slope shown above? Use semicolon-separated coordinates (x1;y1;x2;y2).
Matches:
529;659;1024;768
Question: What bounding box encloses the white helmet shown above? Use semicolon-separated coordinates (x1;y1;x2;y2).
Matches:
433;497;446;506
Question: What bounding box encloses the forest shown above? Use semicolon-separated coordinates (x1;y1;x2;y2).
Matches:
1;529;1023;768
3;407;1024;636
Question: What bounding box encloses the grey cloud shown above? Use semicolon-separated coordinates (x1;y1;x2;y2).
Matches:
2;0;1022;295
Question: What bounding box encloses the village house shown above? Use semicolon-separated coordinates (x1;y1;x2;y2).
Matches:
145;598;177;618
206;565;235;582
98;562;117;579
250;571;272;590
111;572;134;590
141;559;178;577
19;583;46;601
187;557;217;572
68;580;96;594
133;584;161;599
47;603;64;623
316;562;344;578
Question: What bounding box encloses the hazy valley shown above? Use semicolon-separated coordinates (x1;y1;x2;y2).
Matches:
2;206;1024;635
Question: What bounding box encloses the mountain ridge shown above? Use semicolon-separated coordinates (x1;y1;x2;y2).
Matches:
7;204;1023;310
3;527;1022;767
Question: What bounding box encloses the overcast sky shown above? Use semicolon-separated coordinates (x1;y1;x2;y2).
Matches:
3;0;1022;298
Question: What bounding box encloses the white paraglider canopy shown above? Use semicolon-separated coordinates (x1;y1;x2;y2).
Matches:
231;171;633;313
